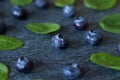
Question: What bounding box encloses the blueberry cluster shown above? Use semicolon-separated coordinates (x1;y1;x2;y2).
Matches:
11;0;74;19
1;0;119;80
0;0;103;79
51;19;102;50
11;0;49;20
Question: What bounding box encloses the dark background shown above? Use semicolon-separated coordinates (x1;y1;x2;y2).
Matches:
0;0;120;80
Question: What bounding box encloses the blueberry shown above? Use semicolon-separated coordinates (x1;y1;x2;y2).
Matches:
63;63;81;80
63;5;75;17
117;44;120;52
73;17;88;30
35;0;48;9
51;33;68;49
12;6;28;20
0;20;6;34
16;56;33;73
84;30;102;46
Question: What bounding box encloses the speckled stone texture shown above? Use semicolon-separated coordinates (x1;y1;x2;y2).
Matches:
0;0;120;80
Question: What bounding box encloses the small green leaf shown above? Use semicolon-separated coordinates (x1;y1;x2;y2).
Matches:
100;14;120;34
54;0;75;7
10;0;32;6
84;0;117;10
26;23;60;34
0;36;23;50
90;52;120;70
0;62;9;80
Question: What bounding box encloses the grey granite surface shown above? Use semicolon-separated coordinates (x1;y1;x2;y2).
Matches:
1;0;120;80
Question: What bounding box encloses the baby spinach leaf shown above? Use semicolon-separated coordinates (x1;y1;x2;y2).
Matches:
0;62;9;80
100;14;120;34
54;0;75;7
10;0;32;6
84;0;117;10
90;52;120;70
0;36;23;50
26;23;60;34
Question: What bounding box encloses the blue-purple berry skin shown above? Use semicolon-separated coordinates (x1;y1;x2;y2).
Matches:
63;5;75;17
74;17;88;30
51;34;68;49
0;20;6;34
35;0;48;9
117;44;120;52
63;63;81;80
84;30;102;46
16;56;33;74
12;6;28;20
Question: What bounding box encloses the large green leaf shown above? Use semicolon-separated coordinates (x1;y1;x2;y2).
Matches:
26;23;60;34
84;0;117;10
0;36;23;50
100;14;120;34
0;62;9;80
90;52;120;70
54;0;75;7
10;0;32;6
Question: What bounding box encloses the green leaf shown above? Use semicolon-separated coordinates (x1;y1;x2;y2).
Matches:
0;62;9;80
26;23;60;34
10;0;32;6
0;36;23;50
54;0;75;7
84;0;117;10
100;14;120;34
90;52;120;70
